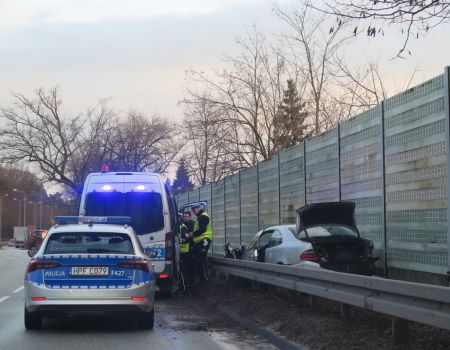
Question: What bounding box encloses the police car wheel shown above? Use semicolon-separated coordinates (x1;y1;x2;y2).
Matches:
24;308;42;330
138;309;154;330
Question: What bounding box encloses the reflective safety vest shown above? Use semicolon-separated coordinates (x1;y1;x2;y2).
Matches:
178;223;191;253
193;211;213;243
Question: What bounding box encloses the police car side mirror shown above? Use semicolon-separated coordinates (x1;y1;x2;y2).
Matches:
28;247;38;257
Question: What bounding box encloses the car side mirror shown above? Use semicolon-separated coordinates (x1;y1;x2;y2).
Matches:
28;247;38;257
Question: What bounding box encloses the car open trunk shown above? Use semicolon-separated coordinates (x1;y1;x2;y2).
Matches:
296;202;378;276
310;237;376;275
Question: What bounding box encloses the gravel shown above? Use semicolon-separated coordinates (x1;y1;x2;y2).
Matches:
191;278;450;350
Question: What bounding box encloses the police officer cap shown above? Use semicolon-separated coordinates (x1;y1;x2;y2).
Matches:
191;203;202;209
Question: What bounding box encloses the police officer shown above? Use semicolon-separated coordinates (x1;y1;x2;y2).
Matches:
176;213;194;294
191;204;213;283
182;211;194;233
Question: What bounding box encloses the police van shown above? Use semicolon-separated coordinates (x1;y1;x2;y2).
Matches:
79;171;178;295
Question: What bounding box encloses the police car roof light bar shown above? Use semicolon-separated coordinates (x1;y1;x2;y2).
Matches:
54;216;132;225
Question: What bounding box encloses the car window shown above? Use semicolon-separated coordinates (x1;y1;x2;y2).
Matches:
268;230;283;247
247;231;262;250
258;231;273;247
85;192;164;235
297;225;358;240
44;232;134;254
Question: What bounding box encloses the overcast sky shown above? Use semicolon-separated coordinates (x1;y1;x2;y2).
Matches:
1;0;450;122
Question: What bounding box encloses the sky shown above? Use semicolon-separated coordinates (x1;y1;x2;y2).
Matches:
0;0;450;123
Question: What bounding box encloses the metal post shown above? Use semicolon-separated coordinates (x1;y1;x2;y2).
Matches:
23;197;26;226
210;185;213;256
0;197;2;243
17;200;21;226
39;191;43;229
380;102;388;278
277;153;281;225
337;124;342;202
223;179;226;245
392;317;409;345
303;141;307;205
238;170;242;247
444;66;450;285
256;164;260;230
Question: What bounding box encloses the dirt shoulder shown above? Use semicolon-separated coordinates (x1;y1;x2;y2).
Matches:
188;278;450;350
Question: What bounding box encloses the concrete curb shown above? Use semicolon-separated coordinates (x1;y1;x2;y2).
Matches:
217;303;306;350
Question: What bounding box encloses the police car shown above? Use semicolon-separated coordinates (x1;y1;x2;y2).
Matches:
24;216;156;330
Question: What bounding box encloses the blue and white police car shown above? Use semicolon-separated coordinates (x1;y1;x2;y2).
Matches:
24;216;156;330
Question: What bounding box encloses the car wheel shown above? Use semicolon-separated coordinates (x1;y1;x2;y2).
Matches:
138;308;154;330
24;308;42;330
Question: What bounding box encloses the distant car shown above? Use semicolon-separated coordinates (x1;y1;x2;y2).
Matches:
24;230;48;250
24;216;156;330
240;202;378;275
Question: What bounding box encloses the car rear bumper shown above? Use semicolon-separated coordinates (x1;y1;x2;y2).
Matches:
24;280;155;313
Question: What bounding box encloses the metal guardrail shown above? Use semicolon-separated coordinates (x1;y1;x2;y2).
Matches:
210;257;450;342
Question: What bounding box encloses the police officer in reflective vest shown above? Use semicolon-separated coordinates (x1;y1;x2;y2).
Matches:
192;204;213;283
177;214;194;294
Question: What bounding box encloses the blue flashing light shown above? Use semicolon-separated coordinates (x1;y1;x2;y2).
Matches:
55;216;132;225
102;184;112;191
136;185;146;191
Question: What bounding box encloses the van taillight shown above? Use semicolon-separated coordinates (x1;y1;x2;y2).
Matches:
165;232;173;260
300;249;320;262
119;260;149;272
27;260;61;273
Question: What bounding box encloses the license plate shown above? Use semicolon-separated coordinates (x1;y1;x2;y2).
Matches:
70;266;109;276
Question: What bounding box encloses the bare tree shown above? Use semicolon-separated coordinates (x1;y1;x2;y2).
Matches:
311;0;450;57
112;112;181;173
181;94;239;185
0;88;87;189
185;28;287;166
331;56;420;113
0;88;181;192
276;4;353;134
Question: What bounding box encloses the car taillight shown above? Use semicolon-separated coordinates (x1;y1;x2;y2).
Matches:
165;232;173;260
118;260;149;272
158;273;169;279
27;260;61;273
300;249;320;262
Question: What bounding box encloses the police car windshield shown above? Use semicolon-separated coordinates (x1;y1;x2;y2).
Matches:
44;232;134;254
85;192;164;235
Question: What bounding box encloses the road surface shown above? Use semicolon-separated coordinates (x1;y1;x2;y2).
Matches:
0;247;277;350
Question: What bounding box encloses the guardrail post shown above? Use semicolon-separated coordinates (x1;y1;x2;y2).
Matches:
340;303;351;322
392;317;409;345
308;295;317;308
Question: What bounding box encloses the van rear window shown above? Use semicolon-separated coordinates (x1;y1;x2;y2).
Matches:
85;192;164;235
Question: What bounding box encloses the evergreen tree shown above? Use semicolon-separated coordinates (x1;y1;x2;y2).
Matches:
172;159;194;194
273;80;309;152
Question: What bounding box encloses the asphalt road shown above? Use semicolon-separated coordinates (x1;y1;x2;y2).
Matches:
0;247;277;350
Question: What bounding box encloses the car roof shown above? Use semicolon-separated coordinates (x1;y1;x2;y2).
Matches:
49;223;135;235
263;225;296;231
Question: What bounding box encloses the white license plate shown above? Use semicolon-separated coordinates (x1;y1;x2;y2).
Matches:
70;266;109;276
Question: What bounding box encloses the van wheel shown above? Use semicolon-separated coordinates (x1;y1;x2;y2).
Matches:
24;308;42;330
138;309;154;330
